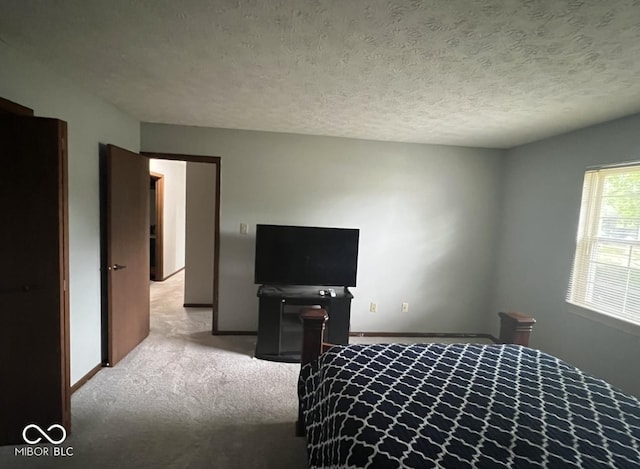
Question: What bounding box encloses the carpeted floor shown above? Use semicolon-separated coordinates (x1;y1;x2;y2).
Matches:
1;271;493;468
0;271;308;469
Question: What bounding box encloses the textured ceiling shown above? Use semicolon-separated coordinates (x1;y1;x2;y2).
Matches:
1;0;640;148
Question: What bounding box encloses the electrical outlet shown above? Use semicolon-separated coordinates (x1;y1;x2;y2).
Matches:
369;302;377;313
401;302;409;313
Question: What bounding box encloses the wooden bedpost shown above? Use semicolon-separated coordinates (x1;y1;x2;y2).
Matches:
300;308;329;366
297;308;329;437
498;312;536;346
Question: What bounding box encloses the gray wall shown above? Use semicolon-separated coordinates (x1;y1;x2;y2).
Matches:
141;124;506;333
0;42;140;384
150;159;186;277
184;162;217;304
493;113;640;396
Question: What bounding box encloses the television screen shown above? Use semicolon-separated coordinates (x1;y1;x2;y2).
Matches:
254;224;359;286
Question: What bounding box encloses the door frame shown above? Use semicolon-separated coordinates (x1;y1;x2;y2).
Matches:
142;152;221;333
150;172;165;281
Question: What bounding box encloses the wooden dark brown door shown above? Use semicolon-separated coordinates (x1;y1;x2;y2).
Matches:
149;172;164;281
0;116;70;445
106;145;150;366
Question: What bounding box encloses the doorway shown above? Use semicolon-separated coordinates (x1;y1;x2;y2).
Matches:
142;152;221;333
101;150;220;366
150;172;164;281
102;150;220;367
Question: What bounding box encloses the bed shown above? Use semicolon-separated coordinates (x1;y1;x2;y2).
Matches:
296;310;640;468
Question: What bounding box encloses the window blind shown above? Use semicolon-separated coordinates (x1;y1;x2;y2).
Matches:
567;165;640;326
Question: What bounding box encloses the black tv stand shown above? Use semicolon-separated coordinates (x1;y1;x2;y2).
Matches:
255;285;353;363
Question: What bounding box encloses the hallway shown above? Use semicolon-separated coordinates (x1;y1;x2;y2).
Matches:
150;269;213;342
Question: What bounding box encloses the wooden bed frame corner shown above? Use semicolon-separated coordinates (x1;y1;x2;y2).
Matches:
497;311;537;347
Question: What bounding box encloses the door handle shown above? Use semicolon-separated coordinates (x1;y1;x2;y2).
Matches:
110;264;127;271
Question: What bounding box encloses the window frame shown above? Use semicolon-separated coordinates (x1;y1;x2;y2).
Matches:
567;163;640;328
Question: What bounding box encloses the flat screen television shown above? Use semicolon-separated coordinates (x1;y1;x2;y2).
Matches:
254;224;359;287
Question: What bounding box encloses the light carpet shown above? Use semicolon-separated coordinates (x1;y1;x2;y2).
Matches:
0;271;307;469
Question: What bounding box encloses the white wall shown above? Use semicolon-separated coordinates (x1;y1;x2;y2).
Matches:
0;42;140;385
149;159;186;277
493;113;640;397
184;162;217;304
141;124;505;333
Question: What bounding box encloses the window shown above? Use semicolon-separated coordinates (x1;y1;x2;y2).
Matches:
567;164;640;326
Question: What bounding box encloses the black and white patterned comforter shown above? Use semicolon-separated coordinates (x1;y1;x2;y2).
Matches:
298;343;640;468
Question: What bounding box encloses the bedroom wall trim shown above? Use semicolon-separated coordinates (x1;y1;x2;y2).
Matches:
158;266;185;283
70;363;103;394
211;331;256;336
350;331;499;342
